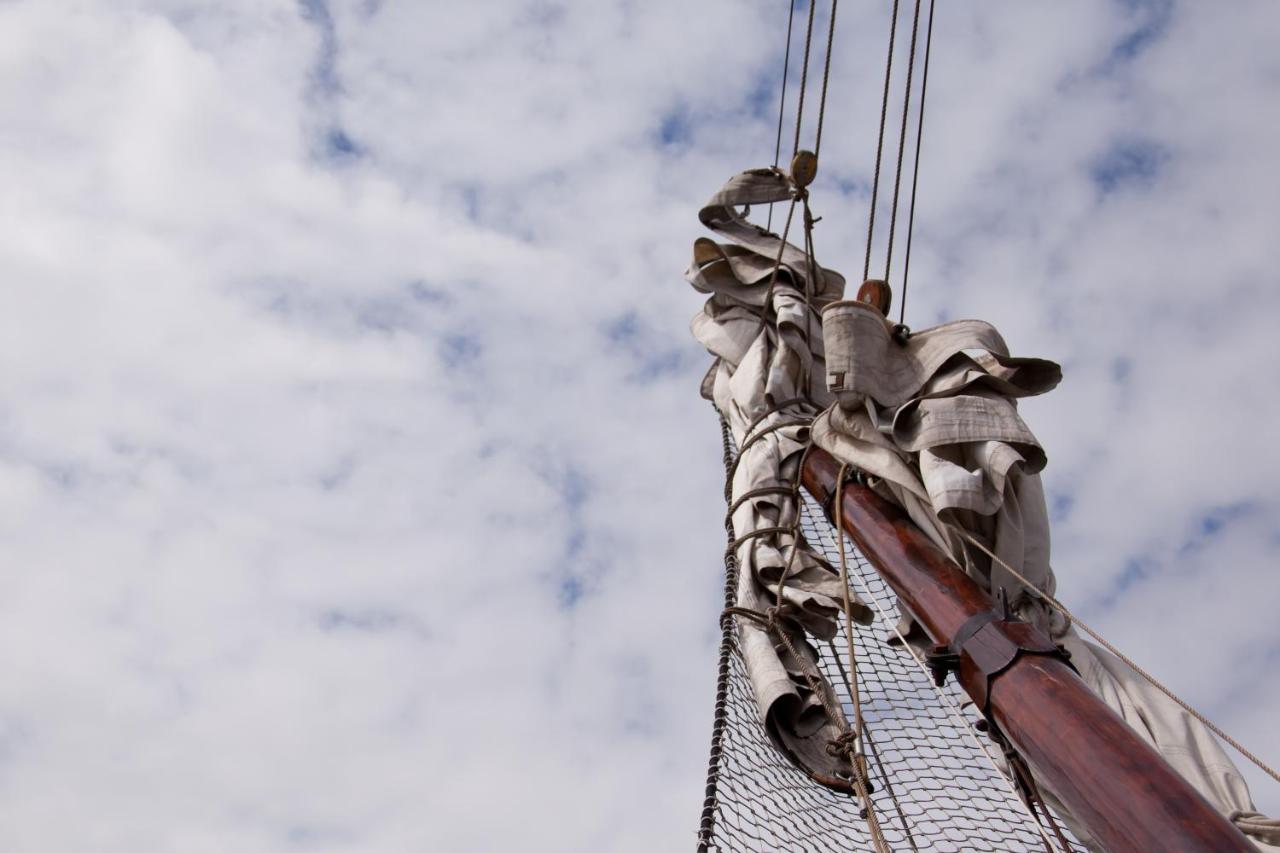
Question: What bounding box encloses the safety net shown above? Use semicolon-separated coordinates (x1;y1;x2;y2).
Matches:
696;420;1086;853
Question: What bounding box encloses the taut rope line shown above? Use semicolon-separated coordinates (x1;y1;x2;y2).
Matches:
816;518;1072;853
952;527;1280;786
766;0;799;232
790;0;819;159
864;0;903;281
882;0;923;286
898;0;936;326
813;0;840;158
834;462;892;851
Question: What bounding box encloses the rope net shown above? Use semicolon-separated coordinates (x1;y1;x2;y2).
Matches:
698;420;1085;852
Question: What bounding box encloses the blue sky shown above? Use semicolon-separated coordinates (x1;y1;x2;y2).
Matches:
0;1;1277;850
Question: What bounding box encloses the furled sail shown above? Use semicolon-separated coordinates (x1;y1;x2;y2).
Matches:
689;167;871;790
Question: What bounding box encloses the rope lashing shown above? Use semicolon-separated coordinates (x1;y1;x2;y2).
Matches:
825;730;859;757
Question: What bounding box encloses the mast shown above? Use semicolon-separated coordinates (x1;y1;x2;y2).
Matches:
801;447;1254;852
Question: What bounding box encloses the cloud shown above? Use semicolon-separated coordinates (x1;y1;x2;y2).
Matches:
0;0;1276;850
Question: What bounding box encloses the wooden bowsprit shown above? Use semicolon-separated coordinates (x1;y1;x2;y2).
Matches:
801;446;1254;853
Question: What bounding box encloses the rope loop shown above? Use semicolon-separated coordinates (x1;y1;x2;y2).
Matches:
764;602;795;633
826;730;860;758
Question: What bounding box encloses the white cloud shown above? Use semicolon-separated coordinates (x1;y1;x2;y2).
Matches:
0;0;1276;849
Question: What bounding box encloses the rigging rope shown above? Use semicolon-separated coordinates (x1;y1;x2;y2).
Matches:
791;0;818;159
817;519;1074;853
898;0;936;326
707;8;1084;848
882;0;923;287
951;527;1280;786
700;413;1087;851
695;418;746;853
863;0;902;281
834;462;892;851
766;0;798;232
812;0;839;158
827;642;922;853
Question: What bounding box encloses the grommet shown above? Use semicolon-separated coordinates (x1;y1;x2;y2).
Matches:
891;323;911;345
790;149;818;188
855;279;892;316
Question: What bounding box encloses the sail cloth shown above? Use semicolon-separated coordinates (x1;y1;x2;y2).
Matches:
815;300;1280;849
688;167;874;789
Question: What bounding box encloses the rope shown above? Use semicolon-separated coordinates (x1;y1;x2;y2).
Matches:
953;527;1280;786
726;485;799;516
898;0;936;326
815;518;1072;853
791;0;818;159
752;194;802;337
743;396;814;443
769;440;817;606
883;0;923;286
771;612;892;853
813;0;839;158
722;189;893;849
728;525;800;553
723;418;812;491
696;416;746;852
1019;759;1077;853
766;0;799;232
834;463;892;852
828;643;922;852
863;0;902;281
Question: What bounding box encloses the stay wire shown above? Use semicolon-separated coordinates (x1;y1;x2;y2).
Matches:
898;0;936;326
791;0;819;159
863;0;902;281
813;0;839;158
882;0;923;286
766;0;799;232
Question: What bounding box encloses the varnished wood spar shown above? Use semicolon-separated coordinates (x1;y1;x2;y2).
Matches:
801;447;1253;853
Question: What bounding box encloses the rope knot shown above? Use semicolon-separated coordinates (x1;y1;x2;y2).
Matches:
825;730;859;758
764;603;794;632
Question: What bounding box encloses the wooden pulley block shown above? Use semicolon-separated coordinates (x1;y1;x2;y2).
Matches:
790;150;818;189
856;279;892;316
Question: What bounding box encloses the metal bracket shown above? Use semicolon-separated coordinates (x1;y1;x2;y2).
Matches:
925;591;1073;714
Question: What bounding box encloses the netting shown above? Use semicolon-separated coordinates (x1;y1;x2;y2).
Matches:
697;420;1086;852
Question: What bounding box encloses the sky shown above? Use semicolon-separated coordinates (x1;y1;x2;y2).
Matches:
0;0;1278;850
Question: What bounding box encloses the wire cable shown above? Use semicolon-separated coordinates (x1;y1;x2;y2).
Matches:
766;0;799;232
883;0;923;285
863;0;902;281
899;0;936;325
813;0;840;158
791;0;819;159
